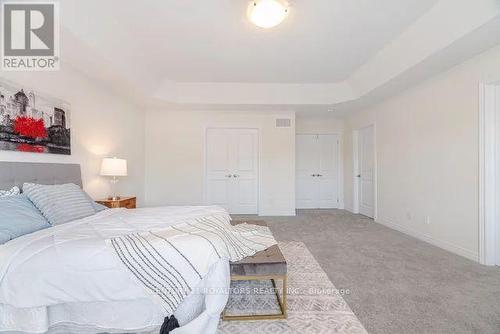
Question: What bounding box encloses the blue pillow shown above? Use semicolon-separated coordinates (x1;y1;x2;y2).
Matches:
0;195;50;245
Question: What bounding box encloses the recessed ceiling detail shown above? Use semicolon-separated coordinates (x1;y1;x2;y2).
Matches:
59;0;500;114
62;0;440;84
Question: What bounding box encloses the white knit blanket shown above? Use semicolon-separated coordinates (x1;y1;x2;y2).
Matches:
108;213;277;315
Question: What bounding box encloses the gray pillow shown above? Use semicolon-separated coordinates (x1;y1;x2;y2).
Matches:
0;194;50;244
23;183;96;226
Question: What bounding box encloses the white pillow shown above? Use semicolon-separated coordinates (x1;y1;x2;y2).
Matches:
0;186;20;198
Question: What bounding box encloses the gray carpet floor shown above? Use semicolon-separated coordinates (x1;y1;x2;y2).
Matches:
232;209;500;334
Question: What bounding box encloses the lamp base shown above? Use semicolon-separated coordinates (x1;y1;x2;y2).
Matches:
107;195;121;201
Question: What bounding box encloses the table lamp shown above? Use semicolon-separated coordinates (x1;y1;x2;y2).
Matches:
100;157;127;200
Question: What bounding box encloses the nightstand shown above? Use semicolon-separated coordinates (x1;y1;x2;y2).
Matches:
96;197;136;209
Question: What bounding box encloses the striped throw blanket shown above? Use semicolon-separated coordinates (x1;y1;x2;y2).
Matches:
108;213;276;314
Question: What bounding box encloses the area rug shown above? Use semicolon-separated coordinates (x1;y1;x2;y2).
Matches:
218;241;368;333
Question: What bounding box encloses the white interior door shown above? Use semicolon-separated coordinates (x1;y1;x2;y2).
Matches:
231;130;259;214
206;129;232;212
296;134;339;209
358;126;375;218
318;134;339;208
296;135;319;208
206;128;258;214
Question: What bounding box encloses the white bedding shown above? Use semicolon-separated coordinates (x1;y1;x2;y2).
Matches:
0;206;234;334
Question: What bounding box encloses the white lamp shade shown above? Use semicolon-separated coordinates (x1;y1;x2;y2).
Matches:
100;158;127;177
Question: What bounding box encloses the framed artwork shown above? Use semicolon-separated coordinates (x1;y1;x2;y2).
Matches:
0;79;70;155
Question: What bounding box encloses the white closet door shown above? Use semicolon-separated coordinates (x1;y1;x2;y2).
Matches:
358;126;375;218
206;128;258;214
206;129;233;212
318;134;339;208
231;129;258;214
296;134;320;209
296;134;339;209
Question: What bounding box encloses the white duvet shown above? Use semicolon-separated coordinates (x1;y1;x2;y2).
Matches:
0;206;233;334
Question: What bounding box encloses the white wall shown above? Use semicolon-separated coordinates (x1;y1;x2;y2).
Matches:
0;64;145;204
343;44;500;262
296;116;344;134
144;111;296;216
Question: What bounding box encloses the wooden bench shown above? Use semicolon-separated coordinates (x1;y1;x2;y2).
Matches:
222;220;287;321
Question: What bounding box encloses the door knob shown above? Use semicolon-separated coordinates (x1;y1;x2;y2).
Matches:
311;174;317;177
356;174;361;178
317;174;323;177
232;174;239;178
225;174;232;178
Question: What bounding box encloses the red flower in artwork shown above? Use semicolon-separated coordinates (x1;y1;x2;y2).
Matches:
17;144;45;153
14;116;48;139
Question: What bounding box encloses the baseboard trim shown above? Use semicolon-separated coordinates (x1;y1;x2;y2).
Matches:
376;217;479;262
344;206;354;213
259;210;296;217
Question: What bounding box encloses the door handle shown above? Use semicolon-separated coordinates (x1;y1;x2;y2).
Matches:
317;174;323;177
356;174;361;178
232;174;239;178
311;174;317;177
225;174;232;178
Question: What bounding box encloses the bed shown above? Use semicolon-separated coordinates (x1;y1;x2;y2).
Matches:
0;162;276;334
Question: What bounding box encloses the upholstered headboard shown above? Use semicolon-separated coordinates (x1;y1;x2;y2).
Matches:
0;162;82;190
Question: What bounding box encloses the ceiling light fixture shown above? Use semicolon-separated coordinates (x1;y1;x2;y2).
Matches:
248;0;289;29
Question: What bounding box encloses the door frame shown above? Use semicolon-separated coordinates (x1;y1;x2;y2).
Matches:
352;124;378;220
295;132;344;209
479;82;500;265
203;127;261;215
